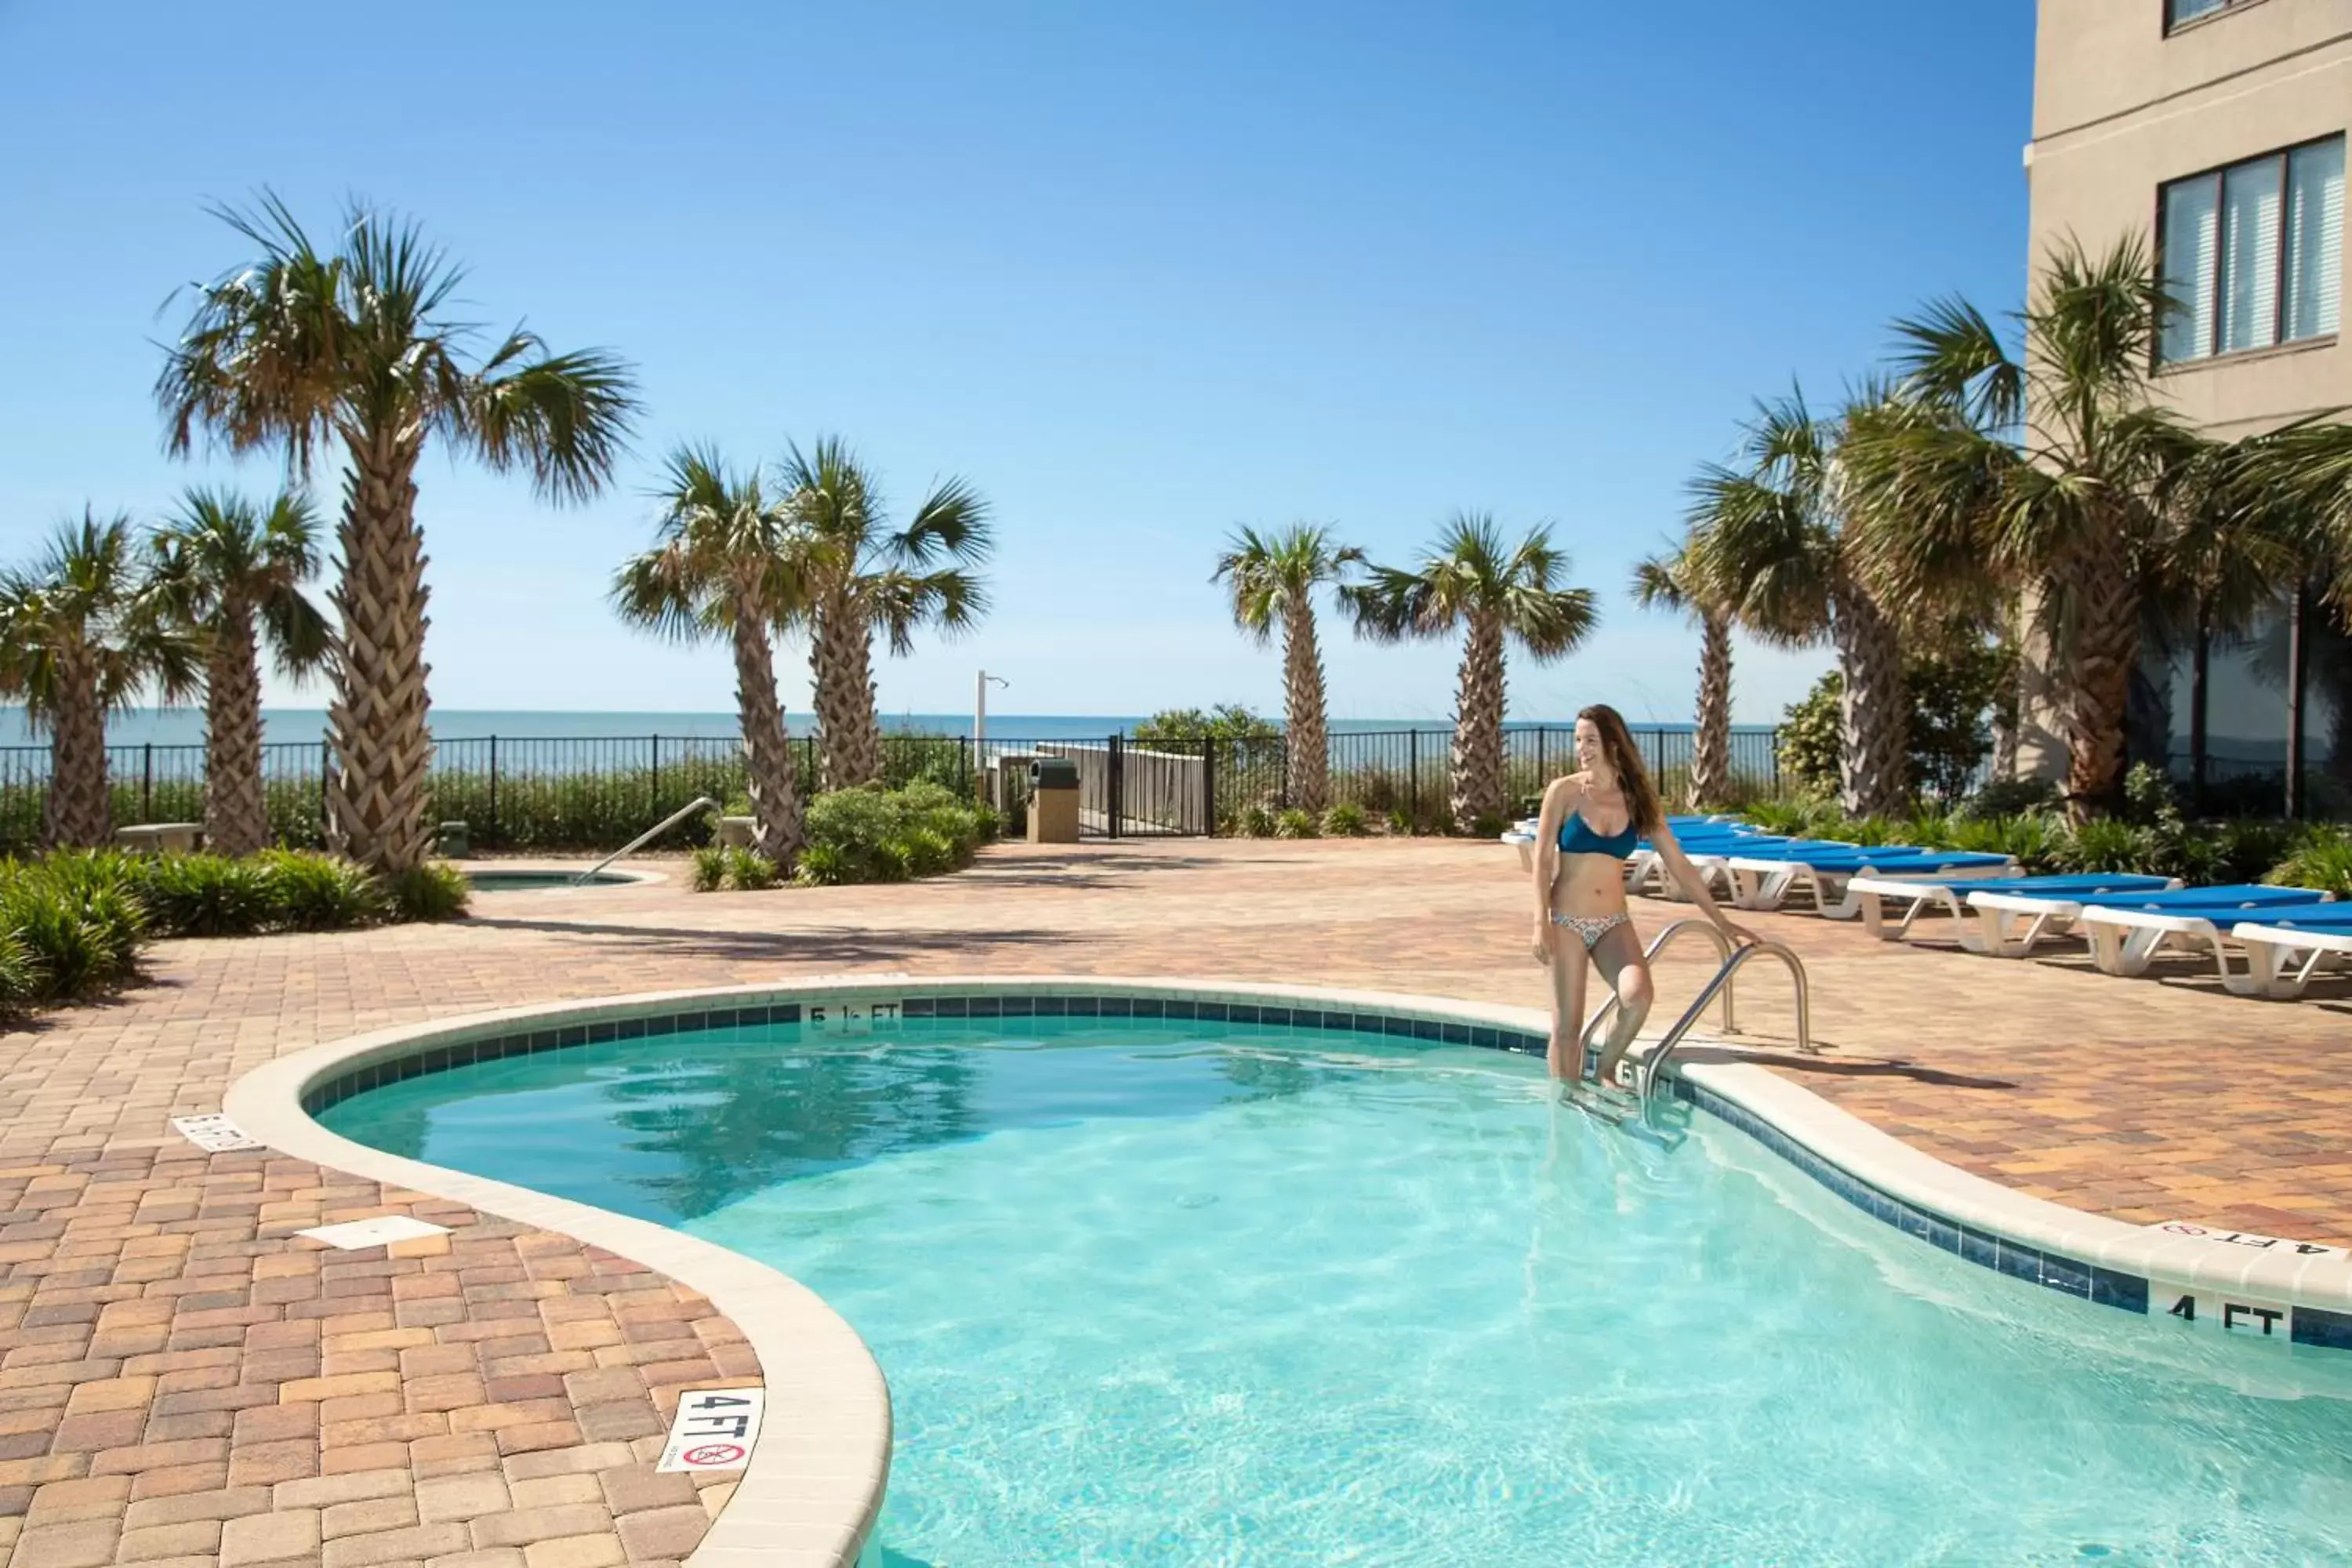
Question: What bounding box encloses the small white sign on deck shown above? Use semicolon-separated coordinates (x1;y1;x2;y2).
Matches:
171;1114;264;1152
658;1387;765;1473
296;1214;452;1250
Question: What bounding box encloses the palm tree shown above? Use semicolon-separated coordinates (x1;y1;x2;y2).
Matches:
1841;238;2195;816
612;447;806;866
1212;524;1363;815
148;488;333;855
1343;513;1596;830
157;194;638;874
0;514;197;848
771;438;992;789
1685;389;1912;817
1629;539;1737;809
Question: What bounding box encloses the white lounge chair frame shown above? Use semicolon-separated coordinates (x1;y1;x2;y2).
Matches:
2078;898;2337;985
1846;875;2183;943
2228;920;2352;1000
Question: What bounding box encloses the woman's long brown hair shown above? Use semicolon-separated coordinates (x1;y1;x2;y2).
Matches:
1577;703;1663;837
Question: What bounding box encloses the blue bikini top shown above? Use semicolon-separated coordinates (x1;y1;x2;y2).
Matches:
1558;810;1640;859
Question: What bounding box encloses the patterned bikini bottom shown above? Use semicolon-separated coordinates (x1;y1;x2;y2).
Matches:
1549;910;1632;950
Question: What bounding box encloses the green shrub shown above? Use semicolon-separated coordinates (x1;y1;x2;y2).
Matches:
387;862;470;923
2048;818;2154;875
1943;812;2063;872
902;826;958;877
2120;762;2179;827
1241;806;1277;837
132;853;275;937
1274;808;1319;839
1323;802;1368;837
0;928;38;1011
2216;820;2300;886
1777;674;1843;799
724;847;779;891
0;851;147;1004
2266;826;2352;897
783;783;991;890
254;851;388;931
793;842;848;887
690;846;728;892
1467;811;1506;840
1739;800;1815;837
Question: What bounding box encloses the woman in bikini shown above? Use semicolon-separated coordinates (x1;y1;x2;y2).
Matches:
1530;704;1755;1091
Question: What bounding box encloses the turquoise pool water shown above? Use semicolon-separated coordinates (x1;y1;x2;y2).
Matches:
319;1014;2352;1566
461;869;635;892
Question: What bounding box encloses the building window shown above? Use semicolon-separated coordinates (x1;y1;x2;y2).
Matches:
2158;137;2343;364
2165;0;2249;30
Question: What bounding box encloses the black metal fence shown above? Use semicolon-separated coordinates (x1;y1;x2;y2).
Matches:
0;724;1784;853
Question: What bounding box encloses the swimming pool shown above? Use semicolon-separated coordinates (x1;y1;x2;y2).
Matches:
309;999;2352;1566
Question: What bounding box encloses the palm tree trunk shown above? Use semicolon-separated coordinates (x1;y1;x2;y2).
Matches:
1832;586;1907;817
43;658;111;851
326;431;434;875
1282;601;1330;815
1449;612;1508;830
732;581;804;866
1689;609;1733;808
204;602;270;857
2056;532;2139;818
811;598;882;790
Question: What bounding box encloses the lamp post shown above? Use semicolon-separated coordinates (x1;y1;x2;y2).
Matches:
975;670;1010;806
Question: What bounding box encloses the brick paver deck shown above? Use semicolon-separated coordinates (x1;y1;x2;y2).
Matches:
3;836;2347;1564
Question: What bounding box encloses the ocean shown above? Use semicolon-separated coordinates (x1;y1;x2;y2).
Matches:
0;709;1740;750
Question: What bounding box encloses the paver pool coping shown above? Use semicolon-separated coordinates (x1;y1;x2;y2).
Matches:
223;971;2352;1566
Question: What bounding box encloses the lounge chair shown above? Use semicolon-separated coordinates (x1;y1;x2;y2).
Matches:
1717;847;2016;915
1963;882;2327;964
2227;906;2352;1000
1638;831;1801;896
1843;872;2180;944
2076;887;2335;982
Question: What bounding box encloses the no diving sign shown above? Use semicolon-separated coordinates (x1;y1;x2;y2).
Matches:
658;1387;765;1474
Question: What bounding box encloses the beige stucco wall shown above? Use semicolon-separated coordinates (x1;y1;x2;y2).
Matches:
2015;0;2352;781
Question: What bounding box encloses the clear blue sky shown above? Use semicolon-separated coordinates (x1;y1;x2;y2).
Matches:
0;1;2034;725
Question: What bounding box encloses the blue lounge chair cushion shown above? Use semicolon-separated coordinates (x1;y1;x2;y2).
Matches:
2227;904;2352;931
1910;873;2173;897
2082;884;2331;914
1782;850;2011;869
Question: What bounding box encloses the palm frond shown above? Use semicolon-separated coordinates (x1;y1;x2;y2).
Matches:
456;343;640;505
894;475;992;568
1629;552;1690;615
1889;295;2024;433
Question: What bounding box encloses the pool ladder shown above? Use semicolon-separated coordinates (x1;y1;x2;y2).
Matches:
1578;918;1813;1111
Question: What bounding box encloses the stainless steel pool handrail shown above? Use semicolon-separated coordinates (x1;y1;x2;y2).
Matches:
1635;938;1813;1105
1577;916;1736;1054
576;795;719;883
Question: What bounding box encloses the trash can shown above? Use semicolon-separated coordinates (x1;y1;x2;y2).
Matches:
436;821;470;858
1027;757;1081;844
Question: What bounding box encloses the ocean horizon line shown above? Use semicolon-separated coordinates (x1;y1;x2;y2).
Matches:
0;706;1775;749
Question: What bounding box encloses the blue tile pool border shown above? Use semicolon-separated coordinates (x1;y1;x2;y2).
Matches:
299;982;2352;1350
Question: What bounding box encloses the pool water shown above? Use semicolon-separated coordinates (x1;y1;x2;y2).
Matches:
461;869;636;892
320;1015;2352;1566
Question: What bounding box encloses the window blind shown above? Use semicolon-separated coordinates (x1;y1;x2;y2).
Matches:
2160;174;2220;364
2220;158;2284;354
2285;139;2344;342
